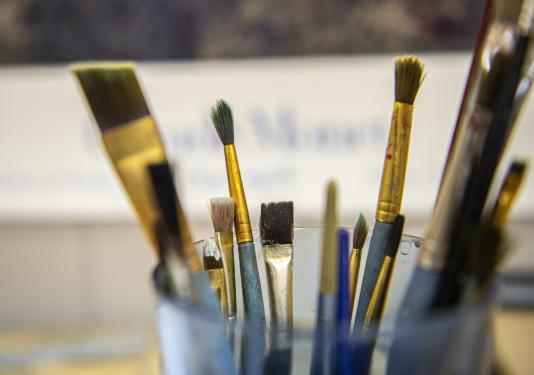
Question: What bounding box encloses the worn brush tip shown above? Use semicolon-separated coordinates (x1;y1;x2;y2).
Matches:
209;197;235;232
260;201;294;245
394;56;425;105
71;62;150;132
210;99;235;145
352;213;369;250
386;215;405;257
203;239;224;270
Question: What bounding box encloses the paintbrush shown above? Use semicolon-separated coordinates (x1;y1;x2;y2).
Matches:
467;159;528;298
311;181;338;375
354;216;404;375
71;63;203;277
211;100;266;327
204;238;229;315
349;214;369;319
209;197;237;318
437;21;531;307
352;56;424;335
260;201;294;375
148;162;237;375
335;228;351;375
260;201;294;334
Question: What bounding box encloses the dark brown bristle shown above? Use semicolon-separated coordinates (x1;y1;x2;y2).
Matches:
260;201;294;245
71;63;150;132
209;197;235;232
386;215;405;258
203;239;224;270
394;56;425;105
352;213;369;250
210;100;235;145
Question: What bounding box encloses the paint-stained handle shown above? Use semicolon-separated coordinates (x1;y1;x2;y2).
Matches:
238;241;266;326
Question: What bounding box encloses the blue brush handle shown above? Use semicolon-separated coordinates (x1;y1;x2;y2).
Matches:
311;294;336;375
352;221;393;337
385;266;441;375
336;229;351;375
191;272;237;375
238;241;266;326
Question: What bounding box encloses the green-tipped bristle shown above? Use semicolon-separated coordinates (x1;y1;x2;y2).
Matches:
71;62;150;132
394;56;425;105
210;99;235;145
352;213;369;250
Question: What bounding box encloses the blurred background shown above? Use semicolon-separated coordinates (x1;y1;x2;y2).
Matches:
1;0;533;373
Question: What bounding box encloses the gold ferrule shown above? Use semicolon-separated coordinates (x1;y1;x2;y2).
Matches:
102;116;166;253
491;172;523;230
349;248;362;317
223;145;253;244
215;231;237;317
376;102;414;223
364;255;395;329
206;268;228;315
262;244;294;331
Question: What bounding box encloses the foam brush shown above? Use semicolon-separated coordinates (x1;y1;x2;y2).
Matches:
260;201;294;375
352;56;424;336
349;214;369;319
209;197;237;317
210;100;266;327
335;228;351;375
311;181;338;375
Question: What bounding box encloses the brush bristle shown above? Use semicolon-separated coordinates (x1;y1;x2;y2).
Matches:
71;62;150;132
386;215;405;257
209;197;235;232
352;213;369;250
394;56;425;105
203;238;224;270
510;159;528;175
260;201;294;245
210;100;235;145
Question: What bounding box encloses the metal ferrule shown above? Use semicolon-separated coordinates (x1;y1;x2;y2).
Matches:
206;268;228;315
102;115;166;253
376;102;413;223
364;255;395;329
262;244;294;332
348;248;362;317
491;172;523;229
418;106;492;271
223;145;253;244
215;231;237;317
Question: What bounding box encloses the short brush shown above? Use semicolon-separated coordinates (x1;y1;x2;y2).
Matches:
209;197;237;317
349;213;369;319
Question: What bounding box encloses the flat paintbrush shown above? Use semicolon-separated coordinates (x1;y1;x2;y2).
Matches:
210;100;266;327
260;201;294;375
71;63;202;275
203;238;229;315
349;214;369;319
311;181;338;375
209;197;237;317
352;56;424;336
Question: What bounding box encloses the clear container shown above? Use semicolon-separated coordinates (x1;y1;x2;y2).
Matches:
154;228;496;375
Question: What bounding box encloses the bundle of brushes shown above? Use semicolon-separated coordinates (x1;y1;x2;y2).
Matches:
71;3;533;370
